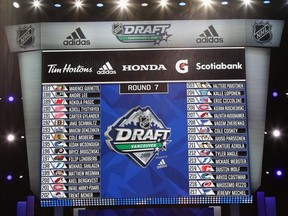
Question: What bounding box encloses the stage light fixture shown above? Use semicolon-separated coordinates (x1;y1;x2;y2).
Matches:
221;0;229;5
276;170;283;176
203;0;212;6
7;134;16;142
179;2;187;6
272;91;278;97
6;175;13;181
243;0;251;5
160;0;168;7
54;3;62;8
13;2;20;8
8;96;14;102
263;0;270;4
118;0;128;8
96;3;104;8
141;2;148;7
272;129;281;138
75;0;83;8
33;0;41;8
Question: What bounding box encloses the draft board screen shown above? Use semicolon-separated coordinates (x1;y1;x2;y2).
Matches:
40;48;252;207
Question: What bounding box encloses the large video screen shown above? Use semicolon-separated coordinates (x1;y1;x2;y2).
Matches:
40;48;252;207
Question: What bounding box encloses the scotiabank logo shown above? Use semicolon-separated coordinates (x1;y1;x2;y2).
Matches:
196;62;243;70
175;59;188;74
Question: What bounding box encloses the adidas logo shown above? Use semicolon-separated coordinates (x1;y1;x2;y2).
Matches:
196;25;224;44
157;159;167;169
97;62;116;75
63;27;91;46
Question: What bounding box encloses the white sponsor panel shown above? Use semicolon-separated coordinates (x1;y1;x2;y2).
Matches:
6;20;284;52
246;19;284;47
5;23;41;52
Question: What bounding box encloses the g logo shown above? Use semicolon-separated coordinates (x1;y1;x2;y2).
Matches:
175;59;188;73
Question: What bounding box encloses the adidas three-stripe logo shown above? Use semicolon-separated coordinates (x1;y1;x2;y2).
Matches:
66;27;86;40
97;62;116;75
157;159;167;169
199;25;219;37
63;27;90;46
196;25;224;44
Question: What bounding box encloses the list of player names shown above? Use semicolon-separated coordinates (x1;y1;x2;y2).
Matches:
40;84;101;199
187;82;250;196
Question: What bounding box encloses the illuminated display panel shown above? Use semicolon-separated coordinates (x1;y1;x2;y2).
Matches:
40;48;252;207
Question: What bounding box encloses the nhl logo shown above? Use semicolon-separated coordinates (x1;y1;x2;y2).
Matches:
253;22;272;44
112;23;123;35
139;115;150;129
17;25;35;48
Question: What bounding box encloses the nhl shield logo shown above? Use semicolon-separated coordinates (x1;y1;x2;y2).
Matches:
105;106;171;168
253;22;272;44
17;25;35;48
112;23;123;35
139;115;151;129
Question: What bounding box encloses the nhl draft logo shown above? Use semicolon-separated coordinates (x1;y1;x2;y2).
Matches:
112;23;172;45
17;25;35;48
253;21;272;44
105;106;171;168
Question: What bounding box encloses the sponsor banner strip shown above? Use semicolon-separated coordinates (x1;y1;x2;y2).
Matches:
42;49;245;83
5;20;284;52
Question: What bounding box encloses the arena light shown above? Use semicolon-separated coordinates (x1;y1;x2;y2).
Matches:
13;2;20;8
272;91;278;97
276;170;283;177
75;0;83;8
141;2;148;7
54;3;62;8
221;0;229;5
203;0;212;6
8;96;14;102
179;2;187;6
96;3;104;7
160;0;168;7
243;0;252;5
6;174;13;181
118;0;128;8
7;134;16;142
272;129;281;138
263;0;270;4
33;0;41;8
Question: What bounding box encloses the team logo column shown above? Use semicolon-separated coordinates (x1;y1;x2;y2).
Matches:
187;82;215;196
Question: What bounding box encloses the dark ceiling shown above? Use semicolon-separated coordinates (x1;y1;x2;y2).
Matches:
3;0;288;25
